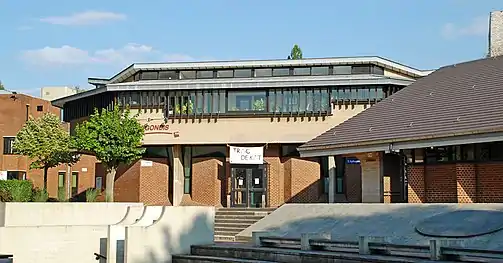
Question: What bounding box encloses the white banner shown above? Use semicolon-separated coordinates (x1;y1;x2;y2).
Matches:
229;146;264;164
0;171;6;180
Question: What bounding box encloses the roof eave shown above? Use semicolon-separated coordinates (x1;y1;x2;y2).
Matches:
298;129;503;157
51;87;108;108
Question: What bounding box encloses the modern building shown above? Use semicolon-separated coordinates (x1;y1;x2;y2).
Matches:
0;92;97;199
41;86;81;101
52;56;431;207
298;11;503;204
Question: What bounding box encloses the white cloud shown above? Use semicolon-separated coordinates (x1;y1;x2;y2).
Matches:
20;43;197;67
39;11;126;26
441;16;488;39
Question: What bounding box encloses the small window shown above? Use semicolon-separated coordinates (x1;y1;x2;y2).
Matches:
311;67;329;76
234;69;252;78
140;71;158;80
71;172;79;196
272;68;290;77
281;144;301;157
3;137;15;155
351;65;371;74
45;91;50;96
7;171;25;180
254;68;272;77
196;70;214;79
180;71;196;79
293;67;310;76
95;177;103;189
36;105;43;111
333;66;352;75
216;70;233;78
158;71;178;80
58;172;65;192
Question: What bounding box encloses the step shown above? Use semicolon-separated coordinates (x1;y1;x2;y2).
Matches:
214;218;260;224
215;223;256;228
215;227;247;233
215;215;265;220
216;211;270;217
190;244;433;263
214;230;242;237
214;235;236;242
172;254;275;263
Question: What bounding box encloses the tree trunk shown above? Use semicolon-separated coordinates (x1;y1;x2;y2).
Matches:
43;167;48;191
105;166;117;202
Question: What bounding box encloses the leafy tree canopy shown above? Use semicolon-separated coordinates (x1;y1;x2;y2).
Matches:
0;81;5;90
72;106;145;168
15;113;78;189
290;44;303;59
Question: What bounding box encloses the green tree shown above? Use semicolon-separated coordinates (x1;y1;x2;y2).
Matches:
72;106;145;202
290;44;303;59
14;113;79;190
0;81;4;90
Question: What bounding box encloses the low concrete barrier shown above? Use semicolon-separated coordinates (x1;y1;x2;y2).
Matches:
125;206;215;263
0;202;143;227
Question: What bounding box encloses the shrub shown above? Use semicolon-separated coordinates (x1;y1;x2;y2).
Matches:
31;188;49;202
86;188;100;202
57;187;68;202
0;180;33;202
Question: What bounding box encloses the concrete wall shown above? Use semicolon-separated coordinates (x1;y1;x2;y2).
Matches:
125;206;215;263
0;204;214;263
0;202;142;227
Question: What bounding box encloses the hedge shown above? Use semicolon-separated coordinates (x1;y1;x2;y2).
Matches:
0;180;33;202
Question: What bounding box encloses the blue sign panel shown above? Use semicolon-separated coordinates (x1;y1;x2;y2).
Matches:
346;158;361;164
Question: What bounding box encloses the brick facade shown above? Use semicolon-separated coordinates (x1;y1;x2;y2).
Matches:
189;144;324;207
408;162;503;203
0;94;99;198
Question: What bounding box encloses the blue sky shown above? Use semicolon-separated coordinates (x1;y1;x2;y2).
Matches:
0;0;501;96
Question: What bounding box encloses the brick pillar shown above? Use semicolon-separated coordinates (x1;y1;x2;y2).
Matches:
456;163;476;203
407;165;425;203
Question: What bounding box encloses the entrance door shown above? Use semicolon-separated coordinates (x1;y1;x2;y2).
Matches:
230;164;267;208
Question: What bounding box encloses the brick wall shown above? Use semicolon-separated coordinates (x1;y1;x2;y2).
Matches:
407;165;425;203
408;162;503;203
478;163;503;202
191;157;224;206
284;157;321;203
139;158;170;205
345;163;362;202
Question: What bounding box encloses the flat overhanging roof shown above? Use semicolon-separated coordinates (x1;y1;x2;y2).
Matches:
53;75;414;108
88;56;434;86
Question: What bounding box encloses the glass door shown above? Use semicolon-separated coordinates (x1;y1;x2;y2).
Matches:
230;165;267;208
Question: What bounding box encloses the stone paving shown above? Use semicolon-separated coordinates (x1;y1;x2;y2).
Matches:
237;203;503;250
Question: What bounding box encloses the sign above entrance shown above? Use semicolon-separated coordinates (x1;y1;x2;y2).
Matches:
143;123;180;137
229;146;264;165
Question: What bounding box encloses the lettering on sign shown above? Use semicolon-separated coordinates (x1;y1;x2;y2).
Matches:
143;123;180;137
229;146;264;165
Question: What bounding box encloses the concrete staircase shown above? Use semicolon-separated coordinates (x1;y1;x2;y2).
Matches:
214;208;275;242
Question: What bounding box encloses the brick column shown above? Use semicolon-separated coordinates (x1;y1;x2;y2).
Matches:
407;165;425;203
456;163;476;203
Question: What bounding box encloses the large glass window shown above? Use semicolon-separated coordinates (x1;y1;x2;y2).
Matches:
272;68;290;77
159;71;178;80
234;69;252;78
352;65;371;74
293;67;310;76
255;68;272;77
196;70;214;79
228;91;266;112
7;171;25;180
217;70;233;78
311;67;329;76
180;71;196;79
140;71;158;80
58;172;65;192
371;66;384;75
333;66;351;75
